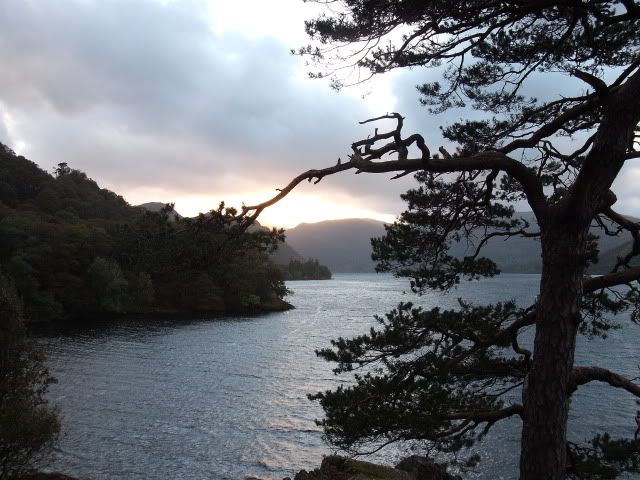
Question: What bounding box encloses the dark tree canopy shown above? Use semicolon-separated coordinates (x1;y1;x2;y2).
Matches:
0;273;60;479
238;1;640;479
0;146;290;322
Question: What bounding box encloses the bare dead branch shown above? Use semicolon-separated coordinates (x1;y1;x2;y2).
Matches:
597;206;640;271
445;308;537;369
602;207;640;237
512;335;532;366
240;115;547;226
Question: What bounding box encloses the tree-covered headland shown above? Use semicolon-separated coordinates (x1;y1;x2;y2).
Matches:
235;1;640;478
281;258;332;280
0;143;290;322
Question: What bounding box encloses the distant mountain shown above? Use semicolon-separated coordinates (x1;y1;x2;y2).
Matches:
137;202;182;221
138;201;172;212
283;214;637;274
133;206;636;274
245;220;304;265
593;240;640;274
285;219;387;273
269;236;304;265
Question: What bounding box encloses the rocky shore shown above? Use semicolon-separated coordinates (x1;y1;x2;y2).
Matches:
24;455;459;480
289;456;461;480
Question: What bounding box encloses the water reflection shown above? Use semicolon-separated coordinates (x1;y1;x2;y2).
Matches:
41;274;639;479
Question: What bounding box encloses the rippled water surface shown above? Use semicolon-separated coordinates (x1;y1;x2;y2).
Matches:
41;274;640;479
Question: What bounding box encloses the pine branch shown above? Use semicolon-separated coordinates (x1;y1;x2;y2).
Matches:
584;266;640;292
570;366;640;397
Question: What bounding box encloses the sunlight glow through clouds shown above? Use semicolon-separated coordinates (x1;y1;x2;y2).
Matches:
1;108;27;155
116;189;397;229
122;184;397;229
612;164;640;216
147;0;400;222
0;0;407;226
173;192;396;229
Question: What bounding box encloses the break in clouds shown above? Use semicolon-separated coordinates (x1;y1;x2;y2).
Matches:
0;0;638;221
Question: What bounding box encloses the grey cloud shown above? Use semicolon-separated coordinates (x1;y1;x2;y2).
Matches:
3;1;634;220
0;1;209;115
0;0;415;215
0;0;366;158
0;1;400;208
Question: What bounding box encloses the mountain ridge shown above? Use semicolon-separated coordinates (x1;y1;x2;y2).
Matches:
283;214;637;274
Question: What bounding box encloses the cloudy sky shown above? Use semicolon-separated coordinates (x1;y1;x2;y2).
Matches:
0;0;638;227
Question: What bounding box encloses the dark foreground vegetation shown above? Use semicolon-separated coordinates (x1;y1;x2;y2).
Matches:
0;143;291;322
292;455;460;480
0;273;59;479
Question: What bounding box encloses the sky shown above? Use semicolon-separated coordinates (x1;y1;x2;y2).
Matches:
0;0;638;228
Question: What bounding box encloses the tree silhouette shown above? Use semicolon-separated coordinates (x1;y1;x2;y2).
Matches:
0;273;59;479
238;1;640;478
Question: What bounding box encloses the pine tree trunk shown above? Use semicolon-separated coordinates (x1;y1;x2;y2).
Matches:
519;223;587;480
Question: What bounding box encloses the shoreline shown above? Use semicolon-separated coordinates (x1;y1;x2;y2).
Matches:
27;298;295;334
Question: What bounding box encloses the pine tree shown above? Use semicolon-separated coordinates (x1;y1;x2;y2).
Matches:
239;2;640;478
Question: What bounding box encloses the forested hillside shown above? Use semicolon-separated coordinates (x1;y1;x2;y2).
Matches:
0;144;290;322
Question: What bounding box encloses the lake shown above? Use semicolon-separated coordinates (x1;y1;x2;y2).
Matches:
40;273;640;479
